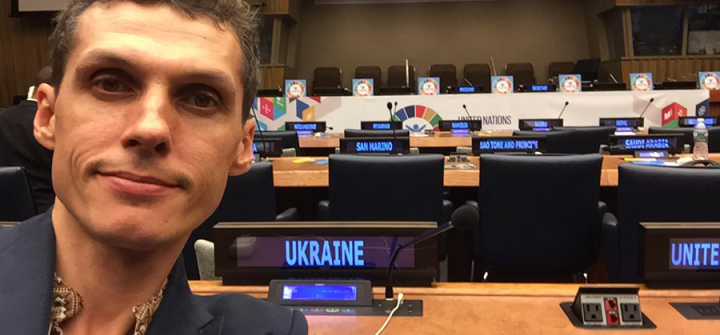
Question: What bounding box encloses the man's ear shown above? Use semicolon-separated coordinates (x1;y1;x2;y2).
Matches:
229;118;256;176
34;83;57;151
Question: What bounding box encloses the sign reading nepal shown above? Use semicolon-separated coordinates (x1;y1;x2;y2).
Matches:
670;239;720;270
285;240;365;267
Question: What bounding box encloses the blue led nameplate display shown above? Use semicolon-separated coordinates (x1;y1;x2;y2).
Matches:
252;139;283;157
679;117;719;127
285;122;327;133
232;236;414;268
439;120;482;132
669;239;720;270
532;128;552;132
622;138;671;150
282;284;358;301
527;84;555;92
600;118;644;129
473;136;545;154
635;151;668;158
360;121;402;130
457;86;478;93
519;119;563;131
340;138;410;154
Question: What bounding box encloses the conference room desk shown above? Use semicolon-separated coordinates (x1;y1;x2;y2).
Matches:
298;131;515;149
189;281;720;334
269;154;720;188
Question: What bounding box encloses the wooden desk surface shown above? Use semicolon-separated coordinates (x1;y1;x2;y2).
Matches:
269;154;720;188
190;281;720;335
299;131;515;149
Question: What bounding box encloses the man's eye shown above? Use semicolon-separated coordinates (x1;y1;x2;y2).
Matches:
185;93;219;109
94;77;128;93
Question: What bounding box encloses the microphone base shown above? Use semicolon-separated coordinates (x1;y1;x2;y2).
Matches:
279;299;424;316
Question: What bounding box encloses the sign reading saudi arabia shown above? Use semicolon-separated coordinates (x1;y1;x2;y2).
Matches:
699;72;720;90
559;74;582;93
630;73;654;92
285;80;307;98
352;79;374;97
491;76;514;94
418;77;440;96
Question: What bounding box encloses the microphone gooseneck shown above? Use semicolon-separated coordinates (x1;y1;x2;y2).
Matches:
384;205;478;300
250;107;266;158
557;101;570;119
639;98;655;118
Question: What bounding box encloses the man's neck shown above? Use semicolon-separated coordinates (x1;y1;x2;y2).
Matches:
52;200;183;335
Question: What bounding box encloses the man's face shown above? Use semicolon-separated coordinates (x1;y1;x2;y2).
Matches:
37;2;254;250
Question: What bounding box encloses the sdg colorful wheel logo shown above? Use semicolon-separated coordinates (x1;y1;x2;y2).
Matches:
285;80;306;98
700;72;719;90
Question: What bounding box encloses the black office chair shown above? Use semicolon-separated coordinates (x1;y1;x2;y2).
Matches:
464;64;491;93
318;155;453;261
429;64;457;92
263;130;301;156
388;65;416;89
0;167;38;221
344;129;410;138
648;127;720;153
505;63;536;86
182;162;298;279
313;67;342;89
574;58;601;82
513;130;576;154
555;126;615;154
548;62;576;79
607;164;720;283
355;66;382;88
467;154;611;280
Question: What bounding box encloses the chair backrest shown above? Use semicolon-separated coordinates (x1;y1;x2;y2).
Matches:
548;62;576;78
429;64;457;89
0;167;37;221
573;58;601;82
505;62;536;86
313;67;342;88
356;66;382;88
388;65;416;88
710;128;720;153
463;63;492;93
328;154;444;222
477;154;603;274
344;129;410;138
513;129;576;154
615;164;720;282
182;162;277;279
194;239;220;280
555;126;616;154
263;131;300;151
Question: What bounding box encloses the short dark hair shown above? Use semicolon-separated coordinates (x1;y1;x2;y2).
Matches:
49;0;261;121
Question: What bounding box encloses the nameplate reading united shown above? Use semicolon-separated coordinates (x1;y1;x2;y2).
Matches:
669;239;720;270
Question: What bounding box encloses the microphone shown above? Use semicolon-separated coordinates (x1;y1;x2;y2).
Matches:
250;107;266;159
609;73;619;84
462;104;472;120
384;205;478;301
557;101;570;119
387;102;398;150
464;78;474;86
639;98;655;118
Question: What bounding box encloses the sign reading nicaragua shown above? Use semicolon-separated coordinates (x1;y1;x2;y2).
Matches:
233;236;415;268
699;72;720;91
491;76;514;94
669;238;720;270
559;74;582;93
285;80;307;98
630;73;653;92
418;77;440;96
353;79;374;97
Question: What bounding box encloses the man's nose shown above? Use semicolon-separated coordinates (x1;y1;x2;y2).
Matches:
121;88;173;155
